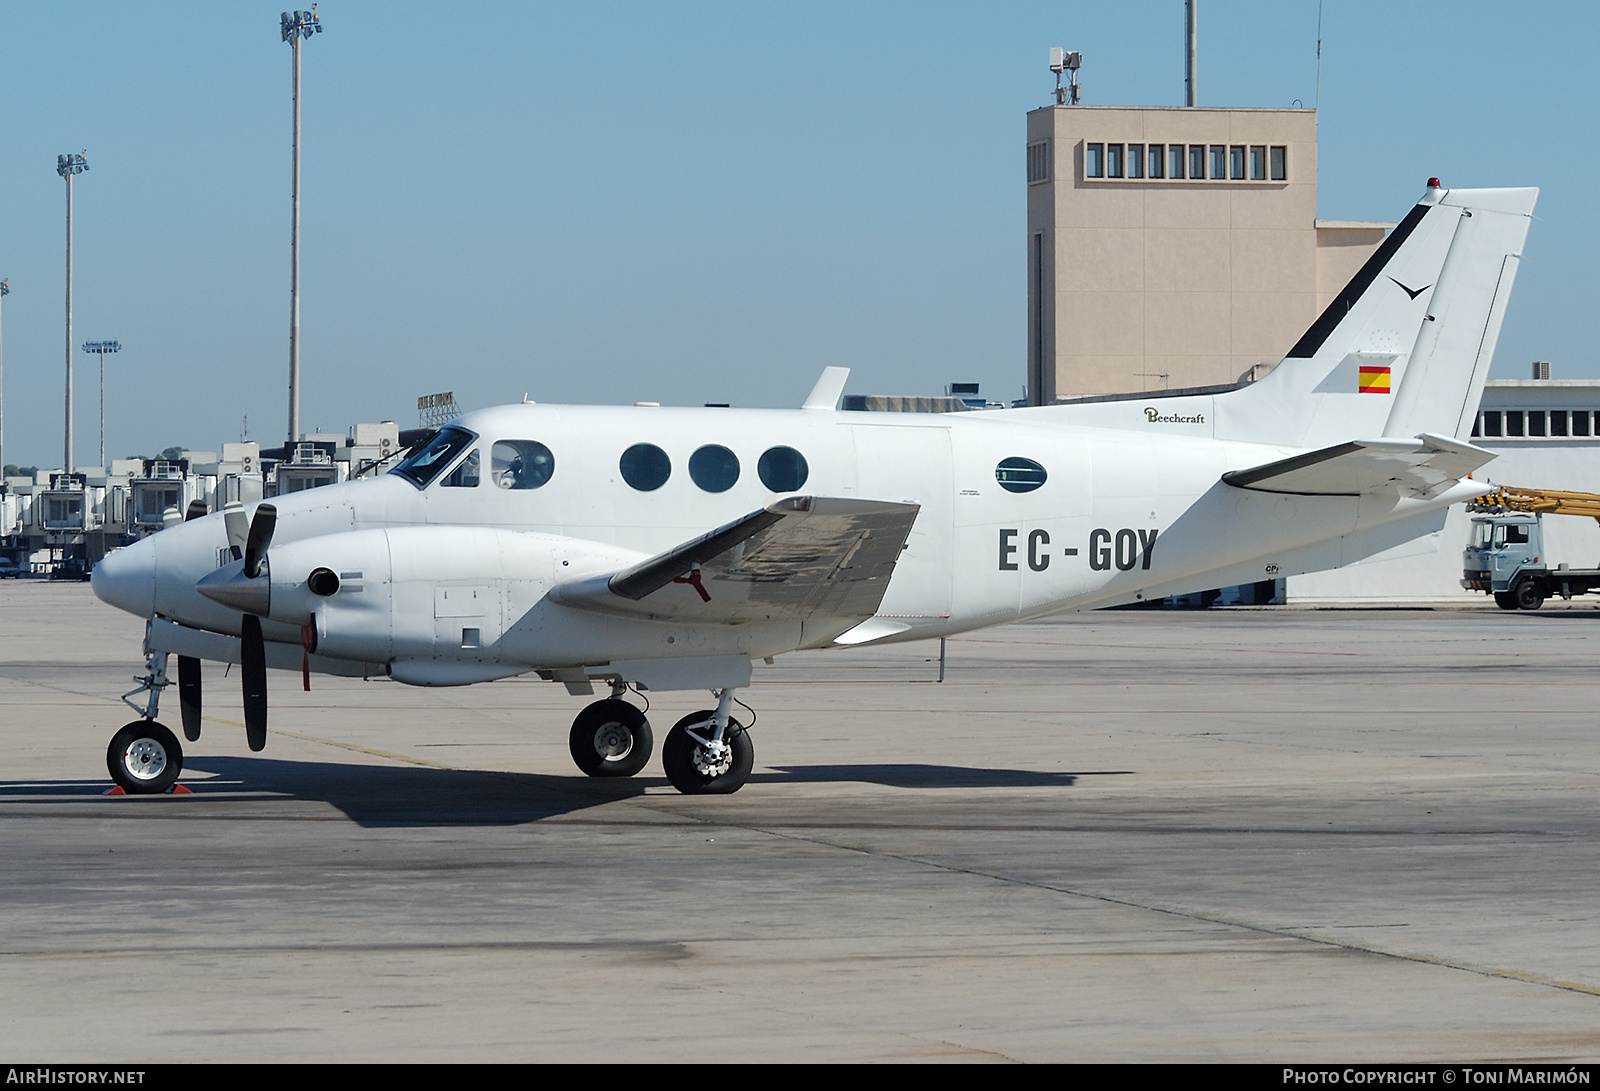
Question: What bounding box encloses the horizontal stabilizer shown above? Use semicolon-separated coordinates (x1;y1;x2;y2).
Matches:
552;496;920;624
1222;433;1495;498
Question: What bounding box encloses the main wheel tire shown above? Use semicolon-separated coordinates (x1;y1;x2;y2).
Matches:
569;699;653;778
107;720;183;794
1515;580;1546;610
661;711;754;795
1493;591;1519;611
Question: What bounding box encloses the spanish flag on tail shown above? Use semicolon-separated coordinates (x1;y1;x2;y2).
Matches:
1358;365;1391;394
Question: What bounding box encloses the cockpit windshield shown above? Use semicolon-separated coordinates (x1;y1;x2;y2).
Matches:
389;426;478;488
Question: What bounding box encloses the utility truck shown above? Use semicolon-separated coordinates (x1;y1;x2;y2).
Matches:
1462;486;1600;609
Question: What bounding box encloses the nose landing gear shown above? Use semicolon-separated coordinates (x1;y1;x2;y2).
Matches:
108;636;185;794
107;720;183;795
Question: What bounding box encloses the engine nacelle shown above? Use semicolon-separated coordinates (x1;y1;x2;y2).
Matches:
262;525;644;672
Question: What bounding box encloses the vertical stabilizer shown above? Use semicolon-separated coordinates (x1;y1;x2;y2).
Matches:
1382;188;1536;440
1214;185;1467;448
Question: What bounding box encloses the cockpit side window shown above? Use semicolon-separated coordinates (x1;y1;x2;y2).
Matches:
442;449;480;488
492;441;555;489
389;426;478;488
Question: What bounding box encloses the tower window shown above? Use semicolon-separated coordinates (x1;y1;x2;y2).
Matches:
1027;141;1049;184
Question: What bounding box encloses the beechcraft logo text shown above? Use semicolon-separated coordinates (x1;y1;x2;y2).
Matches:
1145;407;1205;424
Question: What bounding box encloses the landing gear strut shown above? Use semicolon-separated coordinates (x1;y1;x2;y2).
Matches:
661;688;753;795
109;633;184;794
568;686;653;778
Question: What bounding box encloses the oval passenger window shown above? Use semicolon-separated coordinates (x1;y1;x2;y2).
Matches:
492;440;555;489
995;456;1047;493
757;446;809;492
688;445;740;493
619;443;672;491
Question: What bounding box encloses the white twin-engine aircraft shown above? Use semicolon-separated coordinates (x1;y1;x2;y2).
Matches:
92;183;1535;796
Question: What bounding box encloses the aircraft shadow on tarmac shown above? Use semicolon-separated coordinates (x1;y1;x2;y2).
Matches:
182;755;651;826
0;756;648;827
751;765;1125;789
0;758;1120;828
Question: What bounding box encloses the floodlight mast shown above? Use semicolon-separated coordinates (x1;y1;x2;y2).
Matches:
281;6;323;448
57;152;88;473
82;340;120;469
0;279;8;476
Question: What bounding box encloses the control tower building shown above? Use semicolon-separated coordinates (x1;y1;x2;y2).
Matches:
1025;104;1391;403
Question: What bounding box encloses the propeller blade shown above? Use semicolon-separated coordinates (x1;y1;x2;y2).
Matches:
184;499;208;522
178;654;203;741
241;614;268;752
242;504;277;580
223;502;248;560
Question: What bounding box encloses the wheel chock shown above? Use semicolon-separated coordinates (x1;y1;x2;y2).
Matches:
101;783;192;796
102;785;126;796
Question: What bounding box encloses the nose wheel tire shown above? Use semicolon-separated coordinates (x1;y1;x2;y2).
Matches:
569;699;653;778
662;711;753;795
107;721;183;795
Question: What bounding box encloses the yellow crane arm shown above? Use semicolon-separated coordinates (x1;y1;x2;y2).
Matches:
1468;485;1600;523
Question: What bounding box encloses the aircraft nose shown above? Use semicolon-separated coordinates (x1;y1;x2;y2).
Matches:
91;540;155;618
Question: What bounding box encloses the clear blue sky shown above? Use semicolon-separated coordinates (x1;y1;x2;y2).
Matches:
1;2;1594;466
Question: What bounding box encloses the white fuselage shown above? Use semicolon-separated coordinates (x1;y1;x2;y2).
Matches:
93;400;1469;683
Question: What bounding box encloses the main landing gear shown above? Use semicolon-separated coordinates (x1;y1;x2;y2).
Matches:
108;644;186;794
661;688;753;795
567;685;754;794
568;688;654;778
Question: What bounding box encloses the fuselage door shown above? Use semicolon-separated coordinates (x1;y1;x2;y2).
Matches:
850;424;953;622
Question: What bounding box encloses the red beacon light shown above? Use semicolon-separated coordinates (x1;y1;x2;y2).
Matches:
1427;177;1442;188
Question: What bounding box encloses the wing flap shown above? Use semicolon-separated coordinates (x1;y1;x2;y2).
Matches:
552;496;921;624
1222;432;1495;498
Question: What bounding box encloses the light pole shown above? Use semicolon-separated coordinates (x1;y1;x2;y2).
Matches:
1;279;8;477
57;151;89;472
83;341;120;469
281;6;323;448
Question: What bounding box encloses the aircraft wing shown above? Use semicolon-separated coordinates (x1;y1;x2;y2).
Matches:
1222;432;1495;498
551;496;921;623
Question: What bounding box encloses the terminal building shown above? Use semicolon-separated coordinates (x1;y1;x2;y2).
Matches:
0;422;411;577
1292;375;1600;602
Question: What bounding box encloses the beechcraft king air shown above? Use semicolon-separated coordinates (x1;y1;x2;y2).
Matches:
91;182;1535;795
